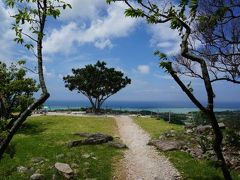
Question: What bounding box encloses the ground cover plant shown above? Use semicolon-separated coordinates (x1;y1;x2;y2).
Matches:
133;116;240;179
0;116;122;180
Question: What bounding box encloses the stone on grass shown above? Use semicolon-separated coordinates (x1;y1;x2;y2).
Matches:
82;153;91;159
107;142;127;149
31;157;45;164
56;154;64;159
17;166;28;173
30;173;44;180
148;140;183;151
68;133;113;147
55;162;73;175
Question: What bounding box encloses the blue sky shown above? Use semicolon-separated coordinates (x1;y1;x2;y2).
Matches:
1;0;240;104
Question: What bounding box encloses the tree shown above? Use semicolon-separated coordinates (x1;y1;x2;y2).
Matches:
107;0;240;179
0;0;71;158
0;61;38;128
63;61;131;113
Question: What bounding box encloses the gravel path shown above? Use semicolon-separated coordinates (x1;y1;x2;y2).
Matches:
115;116;180;180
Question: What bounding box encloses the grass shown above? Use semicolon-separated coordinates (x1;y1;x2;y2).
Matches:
134;116;184;139
133;116;240;180
0;115;122;180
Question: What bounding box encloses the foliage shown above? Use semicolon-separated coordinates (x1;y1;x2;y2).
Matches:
6;0;71;51
0;61;38;121
0;0;71;158
191;111;210;126
63;61;131;113
224;129;240;148
155;113;186;125
0;116;122;179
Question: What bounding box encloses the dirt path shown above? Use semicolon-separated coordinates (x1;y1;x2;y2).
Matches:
114;116;180;180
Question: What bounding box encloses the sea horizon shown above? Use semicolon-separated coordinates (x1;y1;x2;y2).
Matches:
44;100;240;113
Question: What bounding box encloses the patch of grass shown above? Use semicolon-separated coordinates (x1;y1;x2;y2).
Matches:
133;116;240;180
134;116;184;139
0;115;122;180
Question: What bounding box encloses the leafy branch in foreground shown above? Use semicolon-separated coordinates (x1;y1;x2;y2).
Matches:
0;0;71;158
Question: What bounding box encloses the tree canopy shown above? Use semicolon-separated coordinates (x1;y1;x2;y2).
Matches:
0;0;70;158
63;61;131;113
0;61;38;122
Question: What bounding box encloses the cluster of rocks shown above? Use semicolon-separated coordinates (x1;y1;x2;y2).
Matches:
17;157;46;180
68;132;127;149
148;124;240;171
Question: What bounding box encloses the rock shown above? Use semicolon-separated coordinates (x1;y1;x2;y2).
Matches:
17;166;28;173
35;169;41;173
196;125;211;133
54;162;73;174
91;157;97;160
218;122;226;129
30;173;44;180
186;129;193;134
196;123;225;133
56;154;64;159
68;133;113;147
82;153;91;159
31;157;45;163
148;140;183;151
107;142;127;149
189;147;204;158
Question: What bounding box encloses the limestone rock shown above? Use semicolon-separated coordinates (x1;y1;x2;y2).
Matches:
54;162;73;174
107;142;127;149
148;140;183;151
17;166;28;173
30;173;44;180
31;157;45;164
68;133;113;147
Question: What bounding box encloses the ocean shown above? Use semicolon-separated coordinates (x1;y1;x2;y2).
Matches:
44;100;240;114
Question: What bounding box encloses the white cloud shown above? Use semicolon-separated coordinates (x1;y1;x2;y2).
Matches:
60;0;105;20
148;23;181;55
137;65;150;74
44;2;139;54
0;1;16;61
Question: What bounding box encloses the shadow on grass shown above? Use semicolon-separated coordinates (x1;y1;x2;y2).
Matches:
17;123;47;135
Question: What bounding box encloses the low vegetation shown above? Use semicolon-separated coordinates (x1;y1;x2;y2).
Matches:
133;116;240;179
0;116;122;180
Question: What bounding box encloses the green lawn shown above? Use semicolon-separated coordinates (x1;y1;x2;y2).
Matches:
134;116;240;180
0;115;122;180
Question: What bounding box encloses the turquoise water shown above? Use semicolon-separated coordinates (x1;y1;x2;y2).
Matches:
45;100;240;114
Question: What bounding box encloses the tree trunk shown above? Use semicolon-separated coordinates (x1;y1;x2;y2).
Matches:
206;110;232;180
0;93;49;158
0;1;49;159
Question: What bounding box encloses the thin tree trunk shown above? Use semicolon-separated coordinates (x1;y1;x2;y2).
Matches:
0;94;49;158
207;110;232;180
0;0;50;159
167;63;232;180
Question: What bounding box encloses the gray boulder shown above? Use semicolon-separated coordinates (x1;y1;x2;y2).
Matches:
30;173;44;180
17;166;28;173
107;142;127;149
68;133;113;147
148;140;184;151
55;162;73;174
